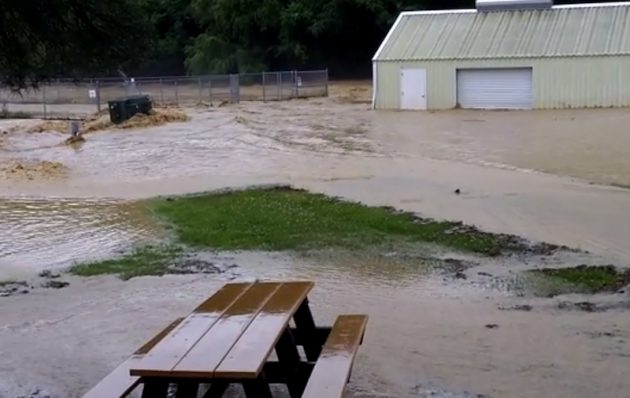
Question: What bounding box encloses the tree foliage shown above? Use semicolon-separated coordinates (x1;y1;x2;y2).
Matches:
0;0;619;84
0;0;150;89
181;0;617;76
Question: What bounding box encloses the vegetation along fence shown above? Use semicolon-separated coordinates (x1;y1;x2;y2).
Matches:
0;69;328;119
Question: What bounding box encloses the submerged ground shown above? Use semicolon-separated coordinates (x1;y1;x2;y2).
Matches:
1;83;630;398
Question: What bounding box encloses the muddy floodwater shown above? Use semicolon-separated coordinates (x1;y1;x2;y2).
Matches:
1;84;630;398
2;89;630;267
0;198;160;278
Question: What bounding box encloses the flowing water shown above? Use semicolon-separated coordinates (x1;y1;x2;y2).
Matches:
1;85;630;397
2;92;630;270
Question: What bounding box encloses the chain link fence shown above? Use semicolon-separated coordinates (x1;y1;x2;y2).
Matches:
0;69;328;119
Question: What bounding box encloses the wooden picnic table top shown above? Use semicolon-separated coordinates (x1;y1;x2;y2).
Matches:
130;281;314;380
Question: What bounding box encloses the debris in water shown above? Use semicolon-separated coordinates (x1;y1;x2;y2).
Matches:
26;120;67;134
64;134;85;145
455;271;467;280
485;324;500;329
0;160;67;180
40;280;70;289
26;107;190;135
499;304;533;312
38;270;61;279
557;301;600;312
0;281;30;298
115;108;189;129
454;188;461;195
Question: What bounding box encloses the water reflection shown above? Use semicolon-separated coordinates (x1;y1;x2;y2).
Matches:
0;198;161;276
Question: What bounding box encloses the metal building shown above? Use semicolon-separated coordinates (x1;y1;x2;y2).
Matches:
372;2;630;110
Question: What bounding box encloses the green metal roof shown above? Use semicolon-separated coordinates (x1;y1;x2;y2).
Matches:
374;2;630;61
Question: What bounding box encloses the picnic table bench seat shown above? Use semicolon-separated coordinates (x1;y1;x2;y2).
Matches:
82;318;184;398
301;314;368;398
82;281;368;398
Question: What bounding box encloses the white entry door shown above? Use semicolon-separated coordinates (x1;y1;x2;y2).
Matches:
400;69;427;110
457;68;533;109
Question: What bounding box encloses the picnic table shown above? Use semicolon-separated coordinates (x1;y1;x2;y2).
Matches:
82;281;367;398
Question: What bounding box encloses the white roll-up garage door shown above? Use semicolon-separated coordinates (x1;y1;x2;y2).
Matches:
457;68;533;110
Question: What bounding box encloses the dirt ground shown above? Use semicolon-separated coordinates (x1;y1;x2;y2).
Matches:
1;82;630;398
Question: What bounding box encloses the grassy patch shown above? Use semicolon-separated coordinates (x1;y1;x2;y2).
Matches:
152;187;510;256
0;279;18;287
70;245;181;280
526;265;630;296
70;187;561;280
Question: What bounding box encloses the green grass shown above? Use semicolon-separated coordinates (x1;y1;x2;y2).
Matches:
526;265;630;296
70;245;181;280
71;187;548;279
151;187;506;255
0;279;18;287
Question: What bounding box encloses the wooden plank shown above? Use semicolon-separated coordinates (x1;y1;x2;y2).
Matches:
171;282;283;378
214;281;313;379
301;314;368;398
214;283;312;378
130;283;252;377
82;318;183;398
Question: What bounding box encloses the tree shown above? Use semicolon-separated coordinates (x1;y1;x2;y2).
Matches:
136;0;201;76
0;0;150;89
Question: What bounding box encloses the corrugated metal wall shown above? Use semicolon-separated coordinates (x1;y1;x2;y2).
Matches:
376;5;630;61
374;56;630;110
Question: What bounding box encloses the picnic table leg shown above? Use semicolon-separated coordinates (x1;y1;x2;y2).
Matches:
175;381;199;398
141;378;169;398
275;328;308;397
242;375;272;398
293;297;322;361
201;381;229;398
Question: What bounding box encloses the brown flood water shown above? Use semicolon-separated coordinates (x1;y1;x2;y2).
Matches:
1;86;630;397
0;198;160;278
2;92;630;268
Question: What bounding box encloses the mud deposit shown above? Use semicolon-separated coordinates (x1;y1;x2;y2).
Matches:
0;160;67;180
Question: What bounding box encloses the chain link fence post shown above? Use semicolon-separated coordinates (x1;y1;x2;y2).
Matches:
262;72;267;103
276;72;281;100
208;78;213;103
96;80;101;112
325;69;329;97
159;78;164;105
174;80;179;105
42;85;47;119
198;77;202;104
229;74;240;103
